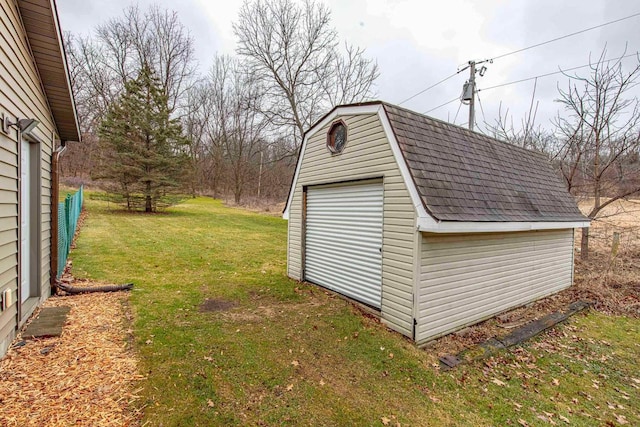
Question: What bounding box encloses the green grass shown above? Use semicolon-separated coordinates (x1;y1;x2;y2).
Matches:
71;195;640;426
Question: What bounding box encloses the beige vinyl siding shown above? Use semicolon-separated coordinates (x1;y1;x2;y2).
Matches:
0;0;56;356
287;112;416;336
416;229;574;344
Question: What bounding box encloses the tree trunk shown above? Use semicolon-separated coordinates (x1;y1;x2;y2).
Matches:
145;181;153;212
580;227;589;260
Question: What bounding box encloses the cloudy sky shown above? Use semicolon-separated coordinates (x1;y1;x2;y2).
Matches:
56;0;640;133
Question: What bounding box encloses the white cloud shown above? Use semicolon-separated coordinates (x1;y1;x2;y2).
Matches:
57;0;640;131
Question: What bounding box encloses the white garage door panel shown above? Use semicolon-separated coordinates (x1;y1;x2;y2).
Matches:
305;182;383;308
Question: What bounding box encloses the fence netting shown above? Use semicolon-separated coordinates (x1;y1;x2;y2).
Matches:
57;186;84;278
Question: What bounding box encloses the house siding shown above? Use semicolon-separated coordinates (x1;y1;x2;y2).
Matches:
0;0;57;357
416;229;574;344
287;112;416;336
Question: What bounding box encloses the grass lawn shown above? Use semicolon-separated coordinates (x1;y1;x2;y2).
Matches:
71;195;640;426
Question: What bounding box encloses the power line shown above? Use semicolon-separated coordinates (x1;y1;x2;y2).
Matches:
453;100;462;124
398;71;461;105
478;52;639;92
423;97;459;114
400;12;640;110
490;11;640;61
476;90;487;125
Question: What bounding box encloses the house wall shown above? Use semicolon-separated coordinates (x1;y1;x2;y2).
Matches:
287;111;417;337
416;229;574;344
0;0;57;357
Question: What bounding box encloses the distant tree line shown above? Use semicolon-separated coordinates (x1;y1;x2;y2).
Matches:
61;0;379;210
61;1;640;258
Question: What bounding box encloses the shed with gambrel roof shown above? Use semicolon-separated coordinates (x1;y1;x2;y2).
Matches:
283;101;588;344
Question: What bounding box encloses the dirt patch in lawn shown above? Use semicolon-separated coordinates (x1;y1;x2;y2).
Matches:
200;298;237;312
0;284;142;427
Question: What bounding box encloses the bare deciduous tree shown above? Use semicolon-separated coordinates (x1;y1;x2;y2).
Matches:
233;0;379;148
486;80;558;154
553;49;640;259
93;5;196;112
182;80;214;196
61;5;196;179
207;56;268;203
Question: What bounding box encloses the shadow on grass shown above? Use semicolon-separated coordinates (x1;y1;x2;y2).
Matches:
88;205;199;218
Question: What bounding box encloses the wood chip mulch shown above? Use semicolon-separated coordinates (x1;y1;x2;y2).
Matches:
0;286;143;426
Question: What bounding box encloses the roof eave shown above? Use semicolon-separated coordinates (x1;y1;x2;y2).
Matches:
18;0;81;143
417;217;591;233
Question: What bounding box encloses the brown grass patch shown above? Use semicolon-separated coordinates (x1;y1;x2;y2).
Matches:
574;199;640;317
222;196;286;217
0;286;142;426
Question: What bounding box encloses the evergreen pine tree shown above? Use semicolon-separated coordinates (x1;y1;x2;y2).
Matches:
98;65;188;212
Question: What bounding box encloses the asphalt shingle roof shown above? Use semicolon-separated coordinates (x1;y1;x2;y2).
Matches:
382;103;586;222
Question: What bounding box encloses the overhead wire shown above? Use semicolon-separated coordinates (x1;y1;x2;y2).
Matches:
423;97;459;114
398;71;461;105
400;12;640;107
489;11;640;61
478;52;639;93
476;90;487;126
453;100;462;124
411;12;640;121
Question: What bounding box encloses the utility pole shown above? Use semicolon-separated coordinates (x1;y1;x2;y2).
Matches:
460;59;488;131
468;61;476;131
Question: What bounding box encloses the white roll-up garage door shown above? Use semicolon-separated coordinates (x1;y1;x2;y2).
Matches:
305;181;383;308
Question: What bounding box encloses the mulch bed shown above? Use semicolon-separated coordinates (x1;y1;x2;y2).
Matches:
0;285;142;426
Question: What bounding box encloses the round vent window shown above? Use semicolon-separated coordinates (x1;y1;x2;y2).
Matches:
327;121;347;154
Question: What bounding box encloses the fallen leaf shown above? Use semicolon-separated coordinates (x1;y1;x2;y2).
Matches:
388;353;394;359
204;356;213;362
615;414;629;425
381;416;391;425
380;347;385;351
491;378;506;387
291;360;299;367
631;378;640;384
207;399;214;408
536;415;550;423
552;378;560;386
558;414;570;424
145;339;153;345
518;419;529;427
319;379;325;386
286;384;294;392
429;395;440;403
